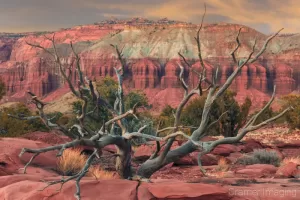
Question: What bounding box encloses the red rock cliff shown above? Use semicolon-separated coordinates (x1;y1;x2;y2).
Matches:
0;21;298;110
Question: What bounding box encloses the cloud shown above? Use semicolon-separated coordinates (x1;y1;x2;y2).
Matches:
0;0;299;33
144;0;300;33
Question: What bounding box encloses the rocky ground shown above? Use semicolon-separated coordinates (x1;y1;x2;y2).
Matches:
0;127;299;199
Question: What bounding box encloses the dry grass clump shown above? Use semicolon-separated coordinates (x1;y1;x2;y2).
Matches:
57;148;115;179
215;157;230;172
57;148;87;176
88;166;116;180
281;156;300;166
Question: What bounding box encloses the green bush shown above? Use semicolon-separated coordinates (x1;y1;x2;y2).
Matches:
154;105;176;133
250;101;274;125
124;90;149;110
0;103;47;137
72;99;110;131
281;94;300;130
180;90;252;137
236;149;281;166
96;76;118;106
46;112;77;128
127;112;156;144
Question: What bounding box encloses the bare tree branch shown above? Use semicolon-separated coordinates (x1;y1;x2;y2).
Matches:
178;65;189;96
245;85;277;127
195;3;207;95
249;28;284;63
159;5;209;162
102;104;138;134
123;130;203;148
70;41;85;87
230;27;242;64
206;110;229;131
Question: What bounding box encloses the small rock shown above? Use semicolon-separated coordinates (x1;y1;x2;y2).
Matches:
211;144;238;156
235;164;277;178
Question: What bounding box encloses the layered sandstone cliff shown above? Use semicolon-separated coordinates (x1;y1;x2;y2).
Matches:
0;20;298;110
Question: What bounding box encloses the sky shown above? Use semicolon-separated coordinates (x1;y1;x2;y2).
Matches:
0;0;299;34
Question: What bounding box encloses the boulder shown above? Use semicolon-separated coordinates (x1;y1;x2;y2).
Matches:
201;153;219;166
174;154;196;165
235;164;277;178
0;138;58;175
239;139;264;153
227;152;243;164
211;144;238;156
0;176;138;200
133;144;155;161
174;152;218;166
139;182;230;200
133;141;180;161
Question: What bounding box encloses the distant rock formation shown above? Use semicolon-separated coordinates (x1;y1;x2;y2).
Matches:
0;20;299;110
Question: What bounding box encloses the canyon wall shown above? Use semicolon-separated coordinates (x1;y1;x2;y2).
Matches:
0;22;299;110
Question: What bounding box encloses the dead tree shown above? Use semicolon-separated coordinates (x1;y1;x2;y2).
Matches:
15;7;292;200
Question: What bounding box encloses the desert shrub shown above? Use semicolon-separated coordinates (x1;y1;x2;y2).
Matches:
218;92;251;137
127;114;154;134
124;90;149;110
96;76;118;106
96;76;149;109
250;101;274;125
281;94;300;130
46;112;63;123
0;103;47;137
236;149;281;166
127;113;156;144
155;105;175;129
72;99;111;131
47;112;77;128
180;90;252;137
123;91;154;140
57;114;73;126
